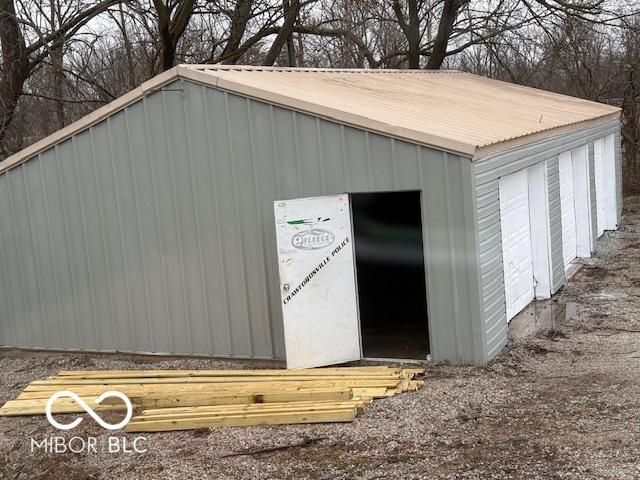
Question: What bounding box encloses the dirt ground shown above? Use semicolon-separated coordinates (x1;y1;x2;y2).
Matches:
2;200;640;480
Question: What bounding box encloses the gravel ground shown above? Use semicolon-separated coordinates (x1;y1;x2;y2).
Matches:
2;199;640;480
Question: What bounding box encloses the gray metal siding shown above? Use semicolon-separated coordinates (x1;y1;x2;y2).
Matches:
0;78;480;364
473;175;506;360
473;118;621;361
615;128;623;223
546;158;565;293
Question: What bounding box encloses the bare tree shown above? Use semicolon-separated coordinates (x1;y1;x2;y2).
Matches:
0;0;118;156
427;0;469;68
621;16;640;190
151;0;196;71
3;0;640;183
263;0;300;65
393;0;425;68
219;0;254;64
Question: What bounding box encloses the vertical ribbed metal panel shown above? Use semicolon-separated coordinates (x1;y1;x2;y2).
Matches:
587;142;598;246
417;150;481;364
0;78;481;364
546;157;565;293
472;119;621;361
472;174;506;360
615;128;623;222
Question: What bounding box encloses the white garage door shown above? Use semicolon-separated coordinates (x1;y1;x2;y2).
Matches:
558;152;577;268
594;134;618;235
499;169;535;321
594;138;606;237
604;134;618;230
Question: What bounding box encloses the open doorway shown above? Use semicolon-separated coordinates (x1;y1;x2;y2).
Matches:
350;191;430;359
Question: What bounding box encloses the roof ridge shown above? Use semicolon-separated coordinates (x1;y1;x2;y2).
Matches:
180;64;461;74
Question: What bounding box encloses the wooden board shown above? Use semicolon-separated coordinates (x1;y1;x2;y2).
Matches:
0;399;128;416
0;366;425;430
56;366;403;378
136;403;363;421
124;408;356;432
29;375;401;386
140;399;369;415
24;378;400;390
112;389;354;409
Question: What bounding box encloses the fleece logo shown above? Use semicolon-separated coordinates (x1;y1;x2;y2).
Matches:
45;390;133;431
291;229;335;250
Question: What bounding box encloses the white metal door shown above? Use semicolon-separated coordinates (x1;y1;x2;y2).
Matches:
499;169;535;321
527;162;552;300
572;146;593;258
603;134;618;231
558;152;577;269
274;194;361;369
594;139;606;237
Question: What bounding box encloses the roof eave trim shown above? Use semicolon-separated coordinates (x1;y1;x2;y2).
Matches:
0;66;181;175
472;111;622;161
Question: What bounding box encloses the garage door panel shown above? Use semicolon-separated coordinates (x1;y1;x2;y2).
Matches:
604;134;618;230
499;170;534;321
595;134;618;232
572;146;593;258
594;139;605;237
558;152;577;268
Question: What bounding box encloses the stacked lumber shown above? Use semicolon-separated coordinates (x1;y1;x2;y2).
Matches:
0;366;424;432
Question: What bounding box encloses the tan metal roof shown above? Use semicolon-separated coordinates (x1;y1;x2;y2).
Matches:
0;65;620;174
182;65;620;158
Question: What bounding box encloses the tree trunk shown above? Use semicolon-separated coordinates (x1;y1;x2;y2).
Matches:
284;0;296;67
0;0;116;156
407;0;420;69
158;29;174;70
154;0;174;71
49;0;65;131
295;29;304;66
220;0;253;64
153;0;196;72
623;66;638;174
426;0;469;69
117;3;137;89
392;0;420;69
51;45;65;131
0;0;30;156
262;0;301;66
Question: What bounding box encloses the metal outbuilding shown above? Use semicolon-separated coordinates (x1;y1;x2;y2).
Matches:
0;65;622;366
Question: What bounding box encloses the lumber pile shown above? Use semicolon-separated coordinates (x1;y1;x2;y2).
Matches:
0;366;424;432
